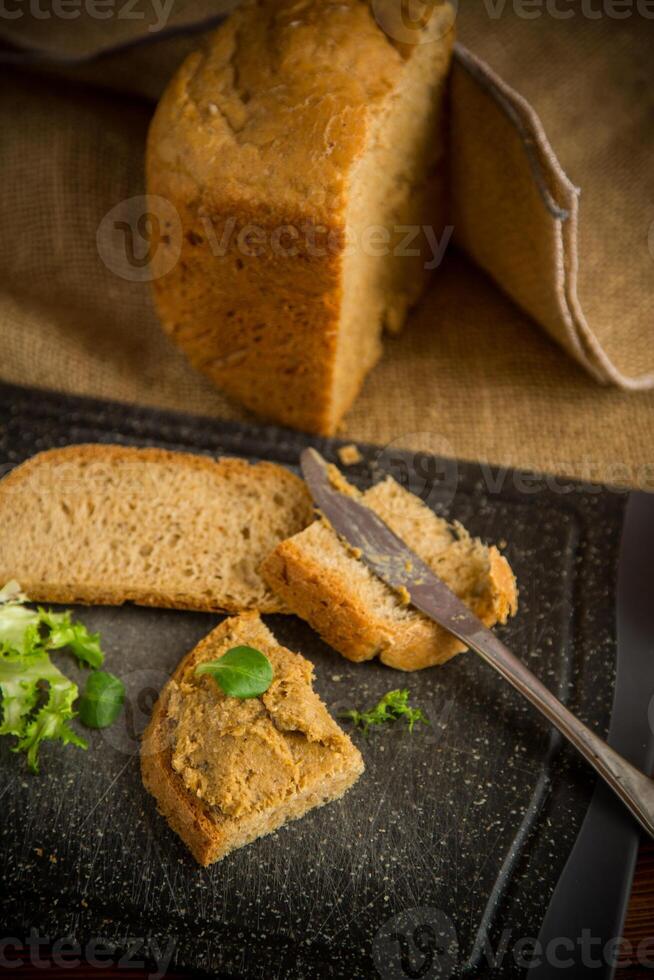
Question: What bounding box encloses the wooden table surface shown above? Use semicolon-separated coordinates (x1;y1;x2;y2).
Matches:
13;840;654;978
618;840;654;978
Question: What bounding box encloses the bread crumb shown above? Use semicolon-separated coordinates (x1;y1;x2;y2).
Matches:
326;463;360;498
337;444;363;466
49;854;57;864
396;585;411;605
34;847;43;857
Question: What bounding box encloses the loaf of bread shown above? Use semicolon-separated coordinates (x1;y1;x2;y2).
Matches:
148;0;455;435
262;474;518;670
141;613;364;865
0;444;312;613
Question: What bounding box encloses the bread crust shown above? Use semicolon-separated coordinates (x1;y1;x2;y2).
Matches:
147;0;455;435
0;444;312;613
141;614;364;865
148;201;346;435
261;537;518;672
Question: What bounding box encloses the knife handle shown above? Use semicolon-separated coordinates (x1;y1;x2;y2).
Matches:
467;626;654;839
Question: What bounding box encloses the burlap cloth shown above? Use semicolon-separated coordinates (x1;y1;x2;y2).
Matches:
1;4;653;486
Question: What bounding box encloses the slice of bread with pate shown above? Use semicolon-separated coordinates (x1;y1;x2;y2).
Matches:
141;614;364;865
0;445;313;613
261;474;518;671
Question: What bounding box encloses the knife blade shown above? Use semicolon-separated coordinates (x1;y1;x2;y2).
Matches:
301;446;491;649
300;447;654;839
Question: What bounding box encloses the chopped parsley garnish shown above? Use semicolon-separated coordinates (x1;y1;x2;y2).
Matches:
341;688;428;735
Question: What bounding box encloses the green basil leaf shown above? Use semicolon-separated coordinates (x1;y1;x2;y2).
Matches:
78;671;125;729
195;645;273;699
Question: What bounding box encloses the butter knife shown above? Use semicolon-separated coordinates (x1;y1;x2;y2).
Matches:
300;448;654;839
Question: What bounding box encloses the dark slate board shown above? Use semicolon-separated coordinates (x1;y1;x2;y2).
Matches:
0;384;630;979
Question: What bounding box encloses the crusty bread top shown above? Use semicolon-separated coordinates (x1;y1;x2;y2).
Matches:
147;0;454;436
155;614;361;818
147;0;455;223
0;444;313;613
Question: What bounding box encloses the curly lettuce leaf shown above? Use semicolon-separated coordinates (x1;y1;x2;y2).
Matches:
0;588;104;668
38;609;104;669
0;647;42;736
0;583;105;771
14;661;87;772
0;645;87;771
0;603;41;656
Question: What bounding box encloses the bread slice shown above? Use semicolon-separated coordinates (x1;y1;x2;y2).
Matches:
0;444;312;613
261;475;518;671
141;613;364;865
147;0;455;435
